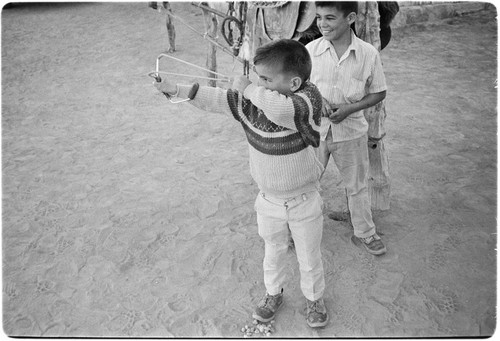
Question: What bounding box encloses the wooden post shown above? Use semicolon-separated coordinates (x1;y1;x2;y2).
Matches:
356;1;391;211
202;7;218;87
164;2;176;53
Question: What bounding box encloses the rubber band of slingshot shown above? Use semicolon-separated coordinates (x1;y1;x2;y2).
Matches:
156;53;230;79
148;71;230;82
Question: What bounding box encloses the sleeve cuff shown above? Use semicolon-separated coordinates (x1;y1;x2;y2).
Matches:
243;83;259;99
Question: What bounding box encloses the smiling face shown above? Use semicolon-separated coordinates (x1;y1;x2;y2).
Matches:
315;6;356;43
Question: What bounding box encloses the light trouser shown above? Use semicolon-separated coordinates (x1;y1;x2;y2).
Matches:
254;190;325;302
317;130;376;239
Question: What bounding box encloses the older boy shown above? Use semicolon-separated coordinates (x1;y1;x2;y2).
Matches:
306;2;387;255
154;39;329;328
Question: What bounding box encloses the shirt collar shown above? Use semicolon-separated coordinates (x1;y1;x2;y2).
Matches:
313;29;359;60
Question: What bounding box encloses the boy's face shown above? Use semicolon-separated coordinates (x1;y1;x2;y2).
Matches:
316;6;355;43
254;63;295;95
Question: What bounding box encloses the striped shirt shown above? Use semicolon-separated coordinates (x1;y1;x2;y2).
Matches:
306;30;387;142
177;81;325;198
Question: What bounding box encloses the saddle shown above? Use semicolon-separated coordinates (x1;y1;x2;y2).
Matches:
243;1;316;60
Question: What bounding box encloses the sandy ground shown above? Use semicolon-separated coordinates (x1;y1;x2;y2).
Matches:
1;2;497;338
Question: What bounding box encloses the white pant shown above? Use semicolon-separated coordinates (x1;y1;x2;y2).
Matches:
254;190;325;301
317;131;376;238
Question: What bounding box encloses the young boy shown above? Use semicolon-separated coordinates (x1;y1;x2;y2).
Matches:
154;39;329;328
306;2;387;255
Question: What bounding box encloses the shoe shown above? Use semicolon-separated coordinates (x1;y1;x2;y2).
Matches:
306;298;329;328
352;233;386;255
252;289;283;322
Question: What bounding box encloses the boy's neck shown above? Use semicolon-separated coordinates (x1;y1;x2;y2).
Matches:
330;28;352;46
328;29;352;58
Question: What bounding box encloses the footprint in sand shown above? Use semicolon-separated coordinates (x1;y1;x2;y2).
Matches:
422;285;460;316
428;234;462;270
335;304;365;334
190;193;222;219
35;277;56;294
3;315;35;336
366;269;404;304
167;292;199;313
199;318;220;336
230;248;253;279
55;236;75;255
149;275;169;297
107;309;143;333
4;281;20;300
357;253;377;285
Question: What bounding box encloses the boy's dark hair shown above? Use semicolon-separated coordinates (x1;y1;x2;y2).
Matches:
314;1;358;16
253;39;312;83
378;1;399;27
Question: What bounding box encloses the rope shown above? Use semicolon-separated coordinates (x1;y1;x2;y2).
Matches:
161;4;254;78
165;10;246;64
221;16;243;48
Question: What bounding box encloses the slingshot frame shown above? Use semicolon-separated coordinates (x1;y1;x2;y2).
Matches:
149;53;231;103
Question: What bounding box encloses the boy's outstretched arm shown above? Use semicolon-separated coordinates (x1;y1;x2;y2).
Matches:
235;79;322;147
241;82;322;132
153;78;243;119
326;91;386;124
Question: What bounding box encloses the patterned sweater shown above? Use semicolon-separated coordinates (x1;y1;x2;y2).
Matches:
177;81;324;199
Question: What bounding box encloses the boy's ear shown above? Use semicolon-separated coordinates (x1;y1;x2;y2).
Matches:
347;12;357;24
290;76;303;92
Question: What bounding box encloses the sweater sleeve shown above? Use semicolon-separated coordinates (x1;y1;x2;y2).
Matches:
243;82;323;147
243;84;296;129
176;84;246;123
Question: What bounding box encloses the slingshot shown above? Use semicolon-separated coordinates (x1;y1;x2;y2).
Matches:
149;53;232;103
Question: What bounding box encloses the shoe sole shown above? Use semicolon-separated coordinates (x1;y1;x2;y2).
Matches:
351;235;387;255
252;313;274;323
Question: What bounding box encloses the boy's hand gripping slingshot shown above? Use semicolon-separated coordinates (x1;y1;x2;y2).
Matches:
149;53;231;103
